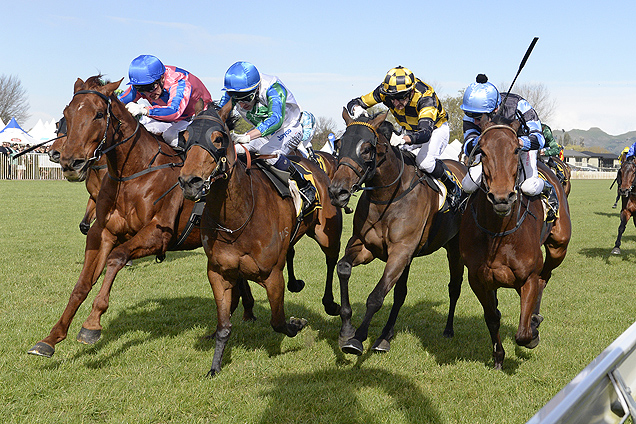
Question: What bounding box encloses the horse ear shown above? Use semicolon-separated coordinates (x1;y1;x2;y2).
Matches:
103;78;124;97
370;111;389;129
73;78;85;93
218;101;232;123
194;98;205;116
510;120;521;132
342;107;353;126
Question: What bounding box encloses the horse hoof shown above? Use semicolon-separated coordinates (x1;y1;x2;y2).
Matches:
526;334;541;349
611;247;621;255
371;338;390;353
288;279;305;293
289;317;308;331
77;327;102;345
323;302;341;317
243;312;257;322
27;342;55;358
442;328;454;338
341;339;364;356
79;223;90;235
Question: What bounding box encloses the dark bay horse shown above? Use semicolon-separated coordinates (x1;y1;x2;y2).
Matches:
459;120;571;370
611;156;636;255
328;110;467;355
177;102;343;376
28;76;256;359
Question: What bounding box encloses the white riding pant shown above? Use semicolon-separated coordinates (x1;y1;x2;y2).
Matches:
140;116;191;147
245;120;303;165
400;122;449;173
461;150;544;196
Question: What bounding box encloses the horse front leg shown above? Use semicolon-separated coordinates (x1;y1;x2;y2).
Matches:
468;274;504;369
207;270;235;377
236;278;256;322
321;251;340;317
612;209;631;254
265;268;307;337
371;265;410;352
79;225;167;344
27;226;115;357
516;275;542;349
443;235;464;338
342;254;410;356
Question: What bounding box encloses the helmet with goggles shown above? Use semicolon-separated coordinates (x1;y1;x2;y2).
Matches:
128;55;165;87
380;66;416;98
223;61;261;101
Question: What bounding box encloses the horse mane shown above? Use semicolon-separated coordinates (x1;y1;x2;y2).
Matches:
490;113;514;126
212;101;239;132
84;75;108;89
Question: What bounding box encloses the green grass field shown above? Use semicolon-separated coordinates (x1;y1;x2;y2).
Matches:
1;179;635;423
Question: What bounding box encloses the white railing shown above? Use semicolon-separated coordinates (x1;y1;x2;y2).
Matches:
0;153;63;180
528;320;636;423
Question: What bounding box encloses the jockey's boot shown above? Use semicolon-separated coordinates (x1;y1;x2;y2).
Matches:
431;160;461;210
288;164;317;207
542;181;559;222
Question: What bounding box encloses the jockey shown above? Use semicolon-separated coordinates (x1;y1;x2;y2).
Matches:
218;61;316;206
461;74;548;198
296;110;317;159
118;55;212;149
346;66;460;208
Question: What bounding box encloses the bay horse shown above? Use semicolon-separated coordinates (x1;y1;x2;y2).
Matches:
611;156;636;255
27;76;256;359
459;119;571;370
328;109;467;355
177;102;343;376
48;117;108;235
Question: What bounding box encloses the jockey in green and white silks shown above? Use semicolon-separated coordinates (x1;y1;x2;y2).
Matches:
218;61;315;205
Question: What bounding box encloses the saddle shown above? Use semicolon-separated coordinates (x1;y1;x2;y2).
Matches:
253;158;321;219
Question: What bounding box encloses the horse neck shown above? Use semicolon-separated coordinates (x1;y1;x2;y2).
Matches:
206;158;253;221
104;119;158;178
366;144;408;199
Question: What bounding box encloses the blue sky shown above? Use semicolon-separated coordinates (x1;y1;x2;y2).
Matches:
3;0;636;136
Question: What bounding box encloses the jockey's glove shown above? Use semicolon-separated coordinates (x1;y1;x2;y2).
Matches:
231;133;251;144
390;133;405;146
351;105;369;119
126;102;148;116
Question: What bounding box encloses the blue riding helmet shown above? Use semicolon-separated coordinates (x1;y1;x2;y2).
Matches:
460;74;501;114
223;61;261;92
128;55;166;85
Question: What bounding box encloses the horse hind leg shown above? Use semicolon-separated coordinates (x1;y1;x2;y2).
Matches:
612;212;630;255
235;278;257;321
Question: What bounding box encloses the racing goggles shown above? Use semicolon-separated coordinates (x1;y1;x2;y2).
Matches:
134;81;161;93
230;90;257;103
387;90;412;101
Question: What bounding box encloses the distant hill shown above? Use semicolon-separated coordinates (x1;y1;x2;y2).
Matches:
552;127;636;155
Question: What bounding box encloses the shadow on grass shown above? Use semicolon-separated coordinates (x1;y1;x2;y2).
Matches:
256;367;443;424
37;281;529;376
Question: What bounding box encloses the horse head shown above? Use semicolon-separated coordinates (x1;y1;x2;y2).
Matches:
47;117;67;164
619;156;636;197
478;119;521;216
178;101;235;201
328;108;390;208
59;76;126;182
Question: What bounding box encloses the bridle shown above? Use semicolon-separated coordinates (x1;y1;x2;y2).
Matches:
619;157;636;196
337;120;404;194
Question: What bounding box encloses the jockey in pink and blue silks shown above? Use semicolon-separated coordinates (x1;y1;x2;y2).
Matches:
118;54;212;148
218;61;316;205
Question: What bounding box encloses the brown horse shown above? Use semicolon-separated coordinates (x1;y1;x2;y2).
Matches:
27;76;256;359
459;120;571;370
611;156;636;255
327;110;467;355
177;102;343;376
48;118;108;235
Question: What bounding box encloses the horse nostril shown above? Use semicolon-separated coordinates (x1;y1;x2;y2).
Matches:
507;192;517;203
71;159;86;172
48;150;60;163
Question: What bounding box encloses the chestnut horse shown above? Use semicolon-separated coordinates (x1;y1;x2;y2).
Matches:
28;76;256;359
177;102;343;376
459;120;571;369
328;110;467;355
611;156;636;255
48;117;108;235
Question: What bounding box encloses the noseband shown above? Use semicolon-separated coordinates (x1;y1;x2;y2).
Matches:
338;120;403;193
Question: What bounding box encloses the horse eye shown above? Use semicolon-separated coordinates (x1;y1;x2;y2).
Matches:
95;111;104;120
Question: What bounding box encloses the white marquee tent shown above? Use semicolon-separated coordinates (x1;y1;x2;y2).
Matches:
0;117;37;145
28;118;57;143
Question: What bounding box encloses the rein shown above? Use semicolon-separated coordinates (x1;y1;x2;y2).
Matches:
73;89;183;183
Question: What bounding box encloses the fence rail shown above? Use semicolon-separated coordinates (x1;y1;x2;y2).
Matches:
0;153;64;180
528;320;636;424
